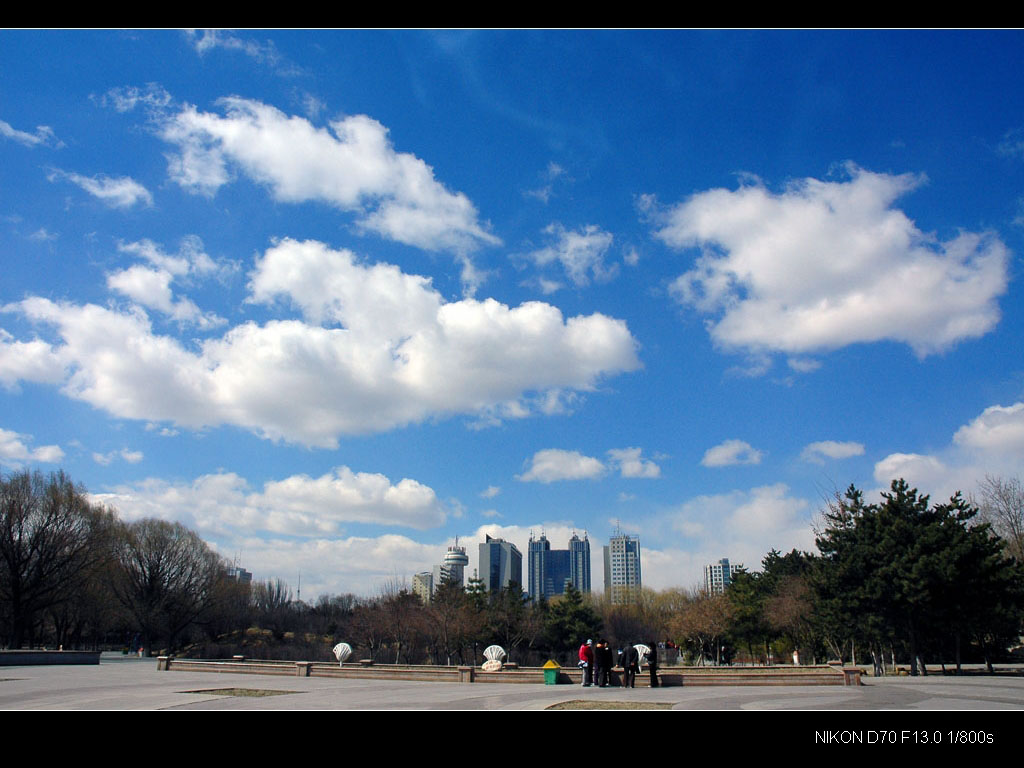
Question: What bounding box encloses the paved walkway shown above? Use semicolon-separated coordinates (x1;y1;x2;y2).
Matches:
2;656;1024;711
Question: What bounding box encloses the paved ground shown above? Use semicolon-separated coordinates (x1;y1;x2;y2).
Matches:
2;655;1024;712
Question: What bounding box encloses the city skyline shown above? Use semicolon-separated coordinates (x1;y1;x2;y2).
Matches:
2;31;1024;598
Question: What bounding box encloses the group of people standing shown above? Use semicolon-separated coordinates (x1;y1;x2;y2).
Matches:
578;639;659;688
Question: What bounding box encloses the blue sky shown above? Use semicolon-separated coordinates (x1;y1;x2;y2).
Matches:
2;30;1024;597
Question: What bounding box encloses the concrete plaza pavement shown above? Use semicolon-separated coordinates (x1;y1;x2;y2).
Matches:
3;655;1024;711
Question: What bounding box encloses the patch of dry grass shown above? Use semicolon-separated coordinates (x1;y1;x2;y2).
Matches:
185;687;297;697
547;699;674;710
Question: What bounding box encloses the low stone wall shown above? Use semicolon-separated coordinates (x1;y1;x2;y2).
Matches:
157;657;859;685
0;650;101;666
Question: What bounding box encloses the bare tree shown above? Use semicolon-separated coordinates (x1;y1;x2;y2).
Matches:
0;469;114;648
975;475;1024;561
252;578;294;640
112;518;227;654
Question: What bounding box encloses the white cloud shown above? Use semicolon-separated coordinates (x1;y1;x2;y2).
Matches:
657;165;1009;359
800;440;865;464
107;237;226;328
953;402;1024;453
93;465;446;537
3;239;639;446
663;483;815;588
700;439;763;467
159;98;499;259
224;534;440;598
0;330;67;389
1;119;60;148
0;427;63;464
873;452;949;491
96;83;172;113
521;223;617;288
524;161;567;203
606;447;660;478
480;485;501;499
185;30;301;76
517;448;606;483
872;401;1024;502
93;448;144;466
49;170;152;209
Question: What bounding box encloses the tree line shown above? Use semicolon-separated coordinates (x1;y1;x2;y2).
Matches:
2;469;1022;673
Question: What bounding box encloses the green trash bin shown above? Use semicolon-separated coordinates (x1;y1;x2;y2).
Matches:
542;659;560;685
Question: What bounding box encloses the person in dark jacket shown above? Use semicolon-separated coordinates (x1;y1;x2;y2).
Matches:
621;643;638;688
596;639;612;687
648;642;659;687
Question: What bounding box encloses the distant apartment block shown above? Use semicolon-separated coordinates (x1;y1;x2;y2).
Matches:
704;558;743;594
412;571;433;604
603;531;641;604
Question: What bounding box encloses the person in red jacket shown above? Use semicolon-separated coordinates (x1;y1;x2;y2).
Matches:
578;639;594;687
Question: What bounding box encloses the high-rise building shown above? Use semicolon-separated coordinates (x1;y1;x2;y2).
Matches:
528;533;551;602
226;566;252;584
603;530;641;604
432;540;469;590
412;571;433;604
528;532;591;602
479;534;523;593
569;532;591;594
704;558;743;594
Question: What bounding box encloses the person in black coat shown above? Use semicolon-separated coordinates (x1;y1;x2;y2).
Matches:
621;643;638;688
647;642;659;687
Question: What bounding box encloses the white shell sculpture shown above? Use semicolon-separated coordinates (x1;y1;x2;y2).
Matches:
634;643;651;670
483;645;507;662
332;642;353;666
481;659;503;672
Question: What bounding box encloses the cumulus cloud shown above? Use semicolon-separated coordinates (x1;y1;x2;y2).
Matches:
873;452;949;491
2;239;639;446
107;237;226;328
0;427;63;464
800;440;865;464
0;330;67;389
92;465;447;536
159;98;499;259
480;485;501;499
90;465;452;595
49;169;152;209
873;401;1024;502
953;402;1024;453
700;439;763;467
521;223;617;288
606;447;660;478
229;534;441;597
517;449;606;483
1;119;60;148
665;483;815;587
656;165;1009;359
